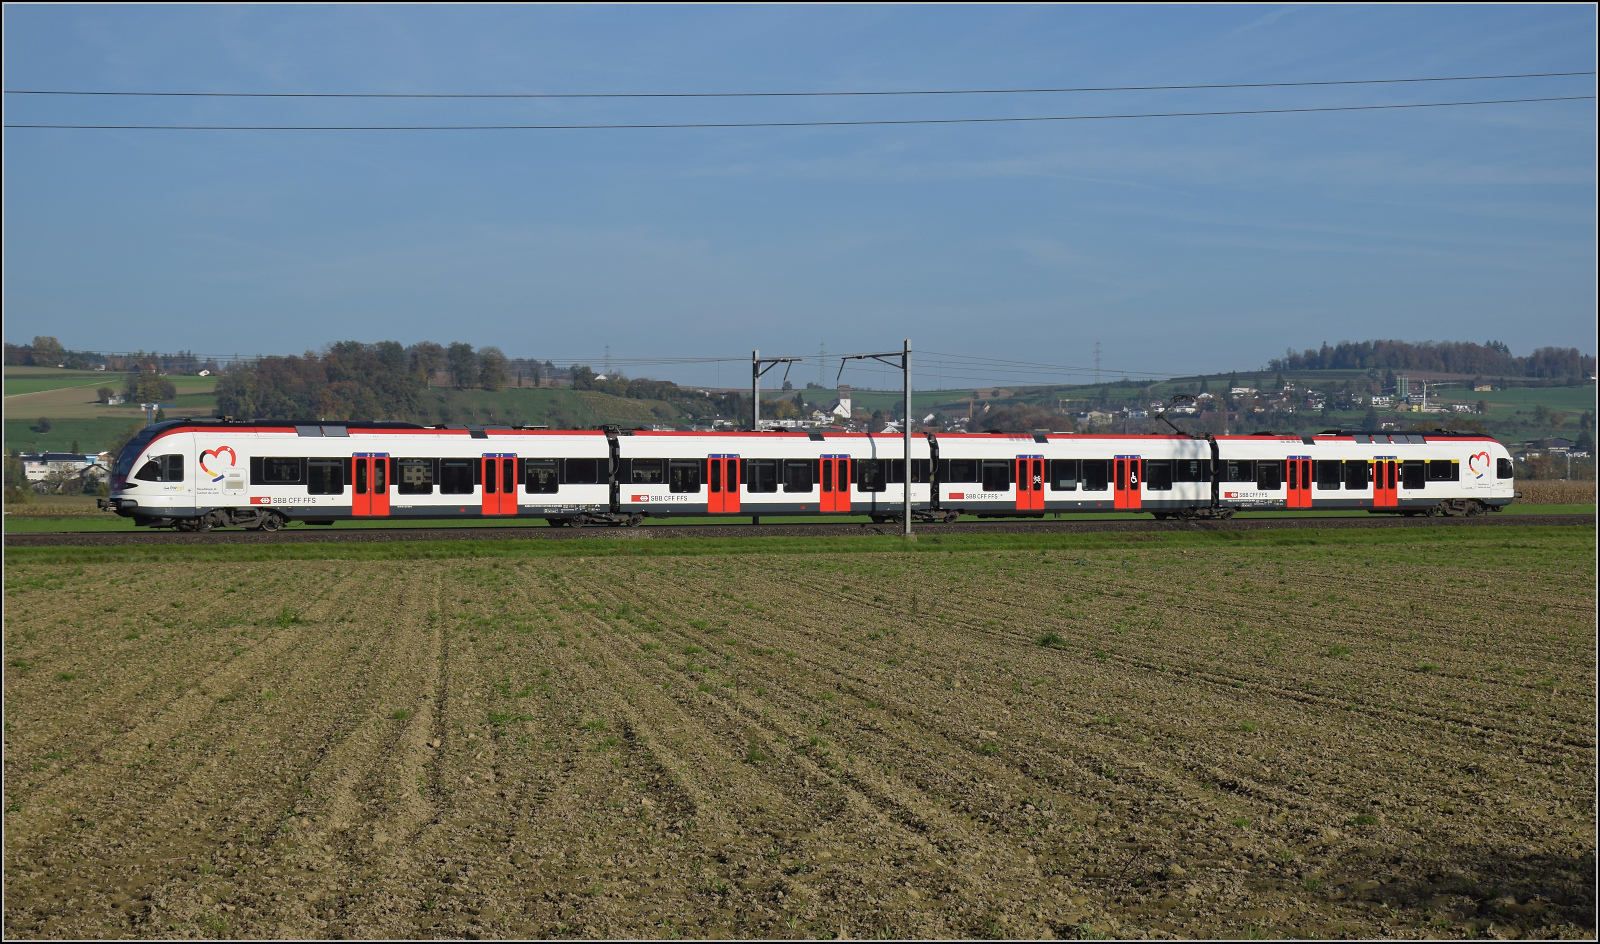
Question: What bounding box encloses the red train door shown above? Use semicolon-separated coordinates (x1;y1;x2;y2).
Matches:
481;454;519;515
352;454;390;517
1373;457;1398;508
1014;456;1044;511
1286;455;1308;509
1300;458;1313;508
1114;455;1142;510
820;455;851;513
708;455;741;514
499;455;519;515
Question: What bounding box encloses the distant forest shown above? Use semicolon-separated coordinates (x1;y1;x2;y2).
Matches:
210;340;748;425
1269;339;1594;380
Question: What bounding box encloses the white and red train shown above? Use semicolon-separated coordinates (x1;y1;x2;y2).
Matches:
102;419;1517;530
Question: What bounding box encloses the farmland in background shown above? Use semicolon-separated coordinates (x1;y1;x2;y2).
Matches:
3;527;1592;939
3;367;679;455
7;362;1593;458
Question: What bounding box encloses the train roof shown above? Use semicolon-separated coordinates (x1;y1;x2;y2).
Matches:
137;418;1502;444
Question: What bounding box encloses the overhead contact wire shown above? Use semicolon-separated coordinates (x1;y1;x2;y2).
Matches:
5;95;1594;131
4;70;1592;99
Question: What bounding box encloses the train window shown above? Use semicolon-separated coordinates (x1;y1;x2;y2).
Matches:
354;459;368;495
1314;460;1342;490
397;459;434;494
979;460;1011;492
669;459;703;493
1081;459;1110;491
709;461;722;493
252;456;306;485
134;455;182;482
524;459;558;494
1401;460;1426;490
628;459;665;485
439;459;475;494
1049;459;1078;490
781;459;813;493
374;459;388;492
562;458;604;485
1225;460;1256;482
1497;458;1513;479
1255;461;1282;490
942;459;978;483
1173;459;1208;482
882;459;931;484
1144;460;1174;491
502;458;518;494
743;459;779;492
1427;459;1457;481
1344;459;1369;490
855;459;888;493
307;459;345;495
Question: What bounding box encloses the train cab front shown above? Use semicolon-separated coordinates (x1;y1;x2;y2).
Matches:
100;422;193;528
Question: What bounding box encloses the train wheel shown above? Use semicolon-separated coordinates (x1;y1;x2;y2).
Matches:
260;514;283;533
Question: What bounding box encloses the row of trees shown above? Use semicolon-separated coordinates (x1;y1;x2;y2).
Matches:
3;336;222;374
1270;339;1594;380
215;342;429;421
213;342;603;423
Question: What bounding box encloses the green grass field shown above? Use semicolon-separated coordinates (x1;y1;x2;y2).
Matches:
4;504;1588;533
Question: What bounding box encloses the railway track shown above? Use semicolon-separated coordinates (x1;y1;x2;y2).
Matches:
5;512;1590;547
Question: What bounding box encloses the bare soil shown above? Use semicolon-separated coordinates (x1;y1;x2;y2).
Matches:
3;534;1594;939
1515;481;1596;505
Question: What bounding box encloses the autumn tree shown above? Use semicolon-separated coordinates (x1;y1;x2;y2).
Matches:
123;368;176;403
478;346;510;391
31;336;64;367
447;343;478;390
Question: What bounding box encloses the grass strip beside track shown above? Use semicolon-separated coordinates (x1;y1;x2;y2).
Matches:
3;504;1591;533
6;522;1585;565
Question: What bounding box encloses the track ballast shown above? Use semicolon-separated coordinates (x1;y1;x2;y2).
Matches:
5;512;1588;547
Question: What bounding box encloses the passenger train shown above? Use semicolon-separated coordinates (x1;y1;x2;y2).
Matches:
101;419;1517;530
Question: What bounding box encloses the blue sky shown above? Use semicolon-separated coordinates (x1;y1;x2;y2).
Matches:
3;5;1594;387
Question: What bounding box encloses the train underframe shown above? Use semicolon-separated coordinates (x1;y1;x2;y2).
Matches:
102;496;1505;530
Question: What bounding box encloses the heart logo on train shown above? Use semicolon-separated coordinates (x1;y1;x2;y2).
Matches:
199;446;237;482
1466;451;1491;479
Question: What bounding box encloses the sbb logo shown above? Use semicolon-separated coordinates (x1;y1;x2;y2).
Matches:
250;496;272;505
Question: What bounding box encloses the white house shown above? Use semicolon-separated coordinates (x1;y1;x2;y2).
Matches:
21;453;106;484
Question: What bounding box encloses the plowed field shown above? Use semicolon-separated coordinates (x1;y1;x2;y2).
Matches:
4;529;1594;939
